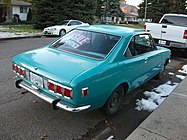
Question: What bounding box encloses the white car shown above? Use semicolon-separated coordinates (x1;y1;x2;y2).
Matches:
43;20;89;36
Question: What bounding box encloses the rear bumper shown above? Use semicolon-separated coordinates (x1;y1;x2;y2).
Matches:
18;81;91;112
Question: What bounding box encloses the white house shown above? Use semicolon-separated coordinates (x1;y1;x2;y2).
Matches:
0;0;31;22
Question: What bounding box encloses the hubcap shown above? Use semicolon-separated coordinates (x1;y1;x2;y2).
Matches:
110;92;120;108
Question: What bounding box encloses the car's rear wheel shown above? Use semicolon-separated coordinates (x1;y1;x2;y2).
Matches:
156;65;165;79
104;85;124;116
59;29;66;36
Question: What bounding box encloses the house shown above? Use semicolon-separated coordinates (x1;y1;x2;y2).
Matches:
120;0;139;23
100;0;139;24
0;0;31;22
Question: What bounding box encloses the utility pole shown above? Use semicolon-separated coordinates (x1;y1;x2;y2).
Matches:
144;0;148;22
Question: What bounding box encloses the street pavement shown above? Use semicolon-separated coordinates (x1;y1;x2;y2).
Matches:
126;77;187;140
0;37;186;140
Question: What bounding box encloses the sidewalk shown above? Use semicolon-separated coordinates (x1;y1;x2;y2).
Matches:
126;77;187;140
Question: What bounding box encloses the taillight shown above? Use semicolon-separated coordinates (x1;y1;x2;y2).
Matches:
81;88;88;97
56;85;62;94
144;25;146;30
183;30;187;39
19;68;24;76
64;89;71;97
48;82;55;91
15;65;18;73
47;80;73;99
13;63;25;77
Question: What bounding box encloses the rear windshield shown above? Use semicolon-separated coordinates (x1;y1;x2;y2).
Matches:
50;29;121;59
160;15;187;27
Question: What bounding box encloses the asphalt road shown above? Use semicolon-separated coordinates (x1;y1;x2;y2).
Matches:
0;37;186;140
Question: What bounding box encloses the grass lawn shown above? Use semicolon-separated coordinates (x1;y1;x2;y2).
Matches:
116;24;144;29
0;25;42;33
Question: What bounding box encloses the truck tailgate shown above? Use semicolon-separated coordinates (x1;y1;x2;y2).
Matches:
161;24;187;44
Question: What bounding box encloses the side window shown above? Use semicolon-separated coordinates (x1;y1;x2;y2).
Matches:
125;34;155;57
69;21;77;26
76;21;82;25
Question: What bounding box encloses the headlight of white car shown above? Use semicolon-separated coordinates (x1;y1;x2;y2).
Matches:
50;28;57;31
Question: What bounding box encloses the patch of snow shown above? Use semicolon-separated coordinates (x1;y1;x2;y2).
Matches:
0;31;41;39
176;75;186;80
107;135;114;140
178;65;187;75
168;72;174;76
135;81;178;112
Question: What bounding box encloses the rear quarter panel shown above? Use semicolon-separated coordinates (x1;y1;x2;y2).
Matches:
145;22;162;39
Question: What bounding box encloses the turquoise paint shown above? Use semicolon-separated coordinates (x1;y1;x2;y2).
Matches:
12;25;171;111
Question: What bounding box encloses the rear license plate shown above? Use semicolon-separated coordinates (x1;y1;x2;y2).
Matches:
30;72;43;88
159;40;166;45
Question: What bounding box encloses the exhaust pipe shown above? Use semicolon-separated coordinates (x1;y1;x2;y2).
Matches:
15;79;23;89
52;98;61;110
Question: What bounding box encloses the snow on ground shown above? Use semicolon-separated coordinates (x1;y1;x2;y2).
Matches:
107;135;114;140
176;75;186;80
135;81;179;112
0;31;40;38
178;65;187;75
168;72;175;76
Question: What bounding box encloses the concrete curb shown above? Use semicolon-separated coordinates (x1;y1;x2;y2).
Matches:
0;34;42;41
126;77;187;140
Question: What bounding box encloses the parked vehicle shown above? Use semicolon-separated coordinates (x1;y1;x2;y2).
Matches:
13;25;170;116
43;20;89;36
144;14;187;49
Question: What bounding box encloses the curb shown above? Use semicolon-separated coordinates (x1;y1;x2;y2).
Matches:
0;34;42;41
126;77;187;140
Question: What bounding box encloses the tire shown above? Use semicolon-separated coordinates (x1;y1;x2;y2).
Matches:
155;66;165;80
59;29;66;36
104;85;124;116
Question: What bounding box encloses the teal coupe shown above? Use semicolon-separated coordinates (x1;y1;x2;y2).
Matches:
12;25;170;115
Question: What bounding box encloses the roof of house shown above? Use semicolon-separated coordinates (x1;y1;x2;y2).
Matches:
0;0;31;6
120;2;138;17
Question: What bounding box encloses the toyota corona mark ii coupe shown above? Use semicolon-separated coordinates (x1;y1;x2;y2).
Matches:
12;25;170;116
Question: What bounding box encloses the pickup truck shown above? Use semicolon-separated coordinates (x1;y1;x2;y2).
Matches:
144;14;187;49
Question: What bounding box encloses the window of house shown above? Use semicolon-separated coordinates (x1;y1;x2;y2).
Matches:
125;34;155;57
20;6;27;13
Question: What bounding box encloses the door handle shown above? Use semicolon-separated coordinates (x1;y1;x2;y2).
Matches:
144;58;148;63
161;31;166;33
162;25;167;28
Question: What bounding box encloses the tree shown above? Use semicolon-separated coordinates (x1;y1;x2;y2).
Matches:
32;0;96;29
107;0;122;17
2;0;11;9
27;8;32;21
138;0;187;23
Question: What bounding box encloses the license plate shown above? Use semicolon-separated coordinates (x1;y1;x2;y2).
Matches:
159;40;166;45
30;72;43;88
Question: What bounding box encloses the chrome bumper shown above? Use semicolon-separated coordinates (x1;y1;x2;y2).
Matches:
19;82;91;112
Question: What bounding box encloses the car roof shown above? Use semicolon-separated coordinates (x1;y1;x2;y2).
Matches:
163;13;187;17
77;25;145;37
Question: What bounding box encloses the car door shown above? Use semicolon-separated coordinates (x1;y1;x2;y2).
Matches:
134;34;162;80
66;21;78;32
121;37;148;90
123;34;161;90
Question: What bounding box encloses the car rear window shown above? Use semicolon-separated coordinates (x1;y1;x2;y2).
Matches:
50;29;121;59
160;15;187;27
